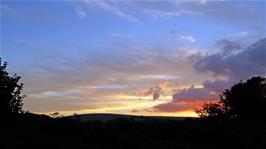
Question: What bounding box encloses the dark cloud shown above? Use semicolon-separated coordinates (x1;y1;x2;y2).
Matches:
202;79;232;93
152;38;266;113
152;81;223;112
216;39;243;55
194;38;266;80
172;86;217;100
152;82;221;112
180;1;265;29
153;99;214;113
144;85;163;100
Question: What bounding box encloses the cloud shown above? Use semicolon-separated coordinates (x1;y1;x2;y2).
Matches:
174;38;266;101
150;38;266;113
112;33;133;38
153;99;214;112
178;34;196;43
144;81;175;100
144;85;162;100
170;30;195;43
135;0;264;29
215;39;243;54
68;1;87;18
194;38;266;80
76;7;87;18
172;85;218;100
82;0;139;23
30;88;86;100
202;79;231;93
143;9;181;20
180;1;265;29
12;26;264;115
139;75;180;80
237;32;248;37
93;84;129;91
70;0;265;30
150;82;222;113
18;42;211;113
1;3;65;23
0;4;14;12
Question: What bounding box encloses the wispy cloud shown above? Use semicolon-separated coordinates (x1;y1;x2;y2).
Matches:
69;0;265;30
1;3;65;23
82;0;139;23
30;88;87;100
139;75;180;80
112;33;133;38
76;7;86;18
178;34;196;43
93;84;128;90
237;32;248;37
170;30;196;43
0;4;14;12
142;7;203;20
143;9;181;20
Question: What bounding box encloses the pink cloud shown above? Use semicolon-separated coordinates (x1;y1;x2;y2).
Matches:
153;99;217;112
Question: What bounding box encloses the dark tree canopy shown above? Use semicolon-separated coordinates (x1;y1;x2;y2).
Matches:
197;76;266;120
196;102;225;118
0;59;25;118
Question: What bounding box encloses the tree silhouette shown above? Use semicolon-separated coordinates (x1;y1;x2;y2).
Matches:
196;102;225;118
0;59;25;119
197;76;266;120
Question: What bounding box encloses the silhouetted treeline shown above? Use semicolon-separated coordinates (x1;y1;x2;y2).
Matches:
1;113;266;149
197;76;266;120
0;59;25;120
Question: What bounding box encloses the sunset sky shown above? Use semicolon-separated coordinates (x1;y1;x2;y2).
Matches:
1;0;265;117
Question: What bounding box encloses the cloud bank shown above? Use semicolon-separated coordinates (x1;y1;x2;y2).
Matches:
152;38;266;113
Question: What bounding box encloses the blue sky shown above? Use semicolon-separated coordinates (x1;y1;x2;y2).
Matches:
1;0;265;116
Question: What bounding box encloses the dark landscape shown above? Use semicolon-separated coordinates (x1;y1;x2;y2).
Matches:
2;113;266;149
67;113;188;121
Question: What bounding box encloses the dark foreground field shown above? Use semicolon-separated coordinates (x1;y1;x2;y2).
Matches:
1;113;266;149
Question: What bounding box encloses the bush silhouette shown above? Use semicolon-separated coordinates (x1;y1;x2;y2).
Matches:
0;59;25;119
196;102;225;118
197;76;266;120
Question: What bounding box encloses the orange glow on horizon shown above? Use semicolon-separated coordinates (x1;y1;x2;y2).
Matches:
35;98;218;118
37;110;199;117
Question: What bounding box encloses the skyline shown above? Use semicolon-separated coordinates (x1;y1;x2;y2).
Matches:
1;0;265;116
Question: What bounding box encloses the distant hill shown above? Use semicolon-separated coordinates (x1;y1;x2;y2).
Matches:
67;113;191;121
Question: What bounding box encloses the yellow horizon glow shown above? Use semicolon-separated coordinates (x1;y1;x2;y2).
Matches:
32;92;204;118
37;110;199;117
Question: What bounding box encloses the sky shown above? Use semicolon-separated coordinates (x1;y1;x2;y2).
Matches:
1;0;265;117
